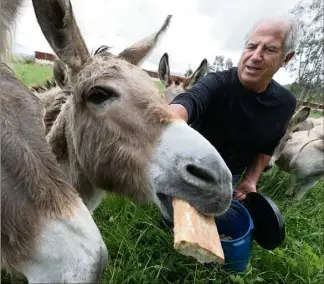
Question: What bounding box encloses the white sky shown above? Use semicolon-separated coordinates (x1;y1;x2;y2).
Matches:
13;0;301;84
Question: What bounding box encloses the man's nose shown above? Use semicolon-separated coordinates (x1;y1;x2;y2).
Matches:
250;46;263;61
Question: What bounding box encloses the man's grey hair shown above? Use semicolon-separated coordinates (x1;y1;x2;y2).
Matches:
244;15;300;56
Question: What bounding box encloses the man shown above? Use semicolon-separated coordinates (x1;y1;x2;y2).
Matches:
168;16;299;201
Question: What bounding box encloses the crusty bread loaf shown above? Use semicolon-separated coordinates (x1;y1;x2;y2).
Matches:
173;197;225;264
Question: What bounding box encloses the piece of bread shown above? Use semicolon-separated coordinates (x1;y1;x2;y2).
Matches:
173;197;225;264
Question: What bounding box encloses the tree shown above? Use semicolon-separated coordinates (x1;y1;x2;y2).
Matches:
225;58;233;69
214;55;225;71
207;61;216;73
184;65;193;77
287;0;324;105
208;55;233;73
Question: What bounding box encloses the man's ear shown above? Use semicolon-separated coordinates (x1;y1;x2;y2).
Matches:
282;51;295;67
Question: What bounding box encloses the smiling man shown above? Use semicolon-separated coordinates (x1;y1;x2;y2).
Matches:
168;16;299;201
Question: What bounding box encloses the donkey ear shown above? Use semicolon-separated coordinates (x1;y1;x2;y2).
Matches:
183;59;208;89
117;15;172;66
290;106;311;127
31;0;90;73
158;53;171;86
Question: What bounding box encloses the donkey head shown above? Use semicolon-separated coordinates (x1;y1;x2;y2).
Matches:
268;106;311;169
158;52;208;103
32;0;232;222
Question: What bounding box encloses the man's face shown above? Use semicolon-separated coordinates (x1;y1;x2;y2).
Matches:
238;21;293;92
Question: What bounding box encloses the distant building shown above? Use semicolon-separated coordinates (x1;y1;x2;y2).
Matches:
35;51;55;65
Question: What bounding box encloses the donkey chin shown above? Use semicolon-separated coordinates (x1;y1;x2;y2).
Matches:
148;120;233;224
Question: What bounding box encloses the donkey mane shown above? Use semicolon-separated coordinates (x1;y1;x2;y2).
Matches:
92;45;114;57
43;87;72;134
30;77;58;93
31;45;113;98
28;56;72;134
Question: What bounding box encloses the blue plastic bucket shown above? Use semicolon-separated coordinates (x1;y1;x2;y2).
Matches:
215;200;254;273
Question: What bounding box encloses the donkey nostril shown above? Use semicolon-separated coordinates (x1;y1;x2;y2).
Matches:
186;164;215;183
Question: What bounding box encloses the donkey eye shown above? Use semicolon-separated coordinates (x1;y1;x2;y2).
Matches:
87;87;116;104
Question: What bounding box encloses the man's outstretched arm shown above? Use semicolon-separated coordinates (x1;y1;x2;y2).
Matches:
167;72;224;125
234;153;271;201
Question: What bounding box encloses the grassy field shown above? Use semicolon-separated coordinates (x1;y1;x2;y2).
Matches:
5;61;324;284
10;59;53;86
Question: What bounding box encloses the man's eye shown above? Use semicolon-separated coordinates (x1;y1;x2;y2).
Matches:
265;47;279;53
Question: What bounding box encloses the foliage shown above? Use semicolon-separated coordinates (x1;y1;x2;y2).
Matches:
184;66;193;77
207;55;234;73
287;0;324;106
225;58;233;69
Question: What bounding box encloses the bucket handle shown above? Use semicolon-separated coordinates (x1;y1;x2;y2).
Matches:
232;239;245;246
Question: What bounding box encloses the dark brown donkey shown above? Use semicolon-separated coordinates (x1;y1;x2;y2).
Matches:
1;1;108;283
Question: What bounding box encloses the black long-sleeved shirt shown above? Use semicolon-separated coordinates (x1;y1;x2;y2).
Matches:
170;67;296;175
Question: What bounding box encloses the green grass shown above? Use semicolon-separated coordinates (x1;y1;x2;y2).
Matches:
5;62;324;284
92;170;324;284
154;80;165;91
309;110;324;118
10;58;53;86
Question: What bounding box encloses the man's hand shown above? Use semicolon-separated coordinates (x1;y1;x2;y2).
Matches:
233;152;271;201
234;180;257;201
167;104;189;122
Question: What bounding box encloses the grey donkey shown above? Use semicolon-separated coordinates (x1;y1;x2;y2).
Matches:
1;1;108;281
268;107;324;200
31;0;233;220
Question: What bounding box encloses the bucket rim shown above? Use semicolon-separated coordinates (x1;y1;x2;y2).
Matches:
217;200;254;243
